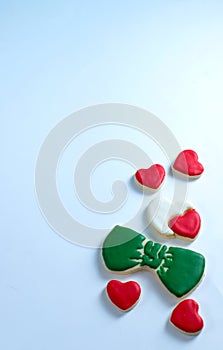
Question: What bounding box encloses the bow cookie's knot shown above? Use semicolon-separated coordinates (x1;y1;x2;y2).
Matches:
142;241;168;269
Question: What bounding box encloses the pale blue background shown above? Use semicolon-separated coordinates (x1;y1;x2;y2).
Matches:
1;1;223;349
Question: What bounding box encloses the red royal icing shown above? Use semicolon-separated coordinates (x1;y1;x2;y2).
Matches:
135;164;165;190
173;150;204;177
106;280;141;311
168;209;201;239
170;299;204;334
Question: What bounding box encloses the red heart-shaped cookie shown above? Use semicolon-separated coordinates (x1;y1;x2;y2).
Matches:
106;280;141;311
173;150;204;178
168;209;201;240
170;299;204;335
135;164;165;191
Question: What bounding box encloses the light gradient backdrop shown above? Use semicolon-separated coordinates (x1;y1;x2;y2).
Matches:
1;1;223;349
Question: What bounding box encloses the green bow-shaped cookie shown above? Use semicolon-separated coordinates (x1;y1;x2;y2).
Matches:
102;225;205;298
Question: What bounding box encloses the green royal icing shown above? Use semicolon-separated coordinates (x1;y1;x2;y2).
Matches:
102;225;205;298
102;225;145;271
157;246;205;297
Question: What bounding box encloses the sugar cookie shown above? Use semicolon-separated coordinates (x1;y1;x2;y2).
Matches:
102;225;205;298
170;299;204;335
106;280;141;311
134;164;165;192
147;197;200;241
169;208;201;241
172;150;204;179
